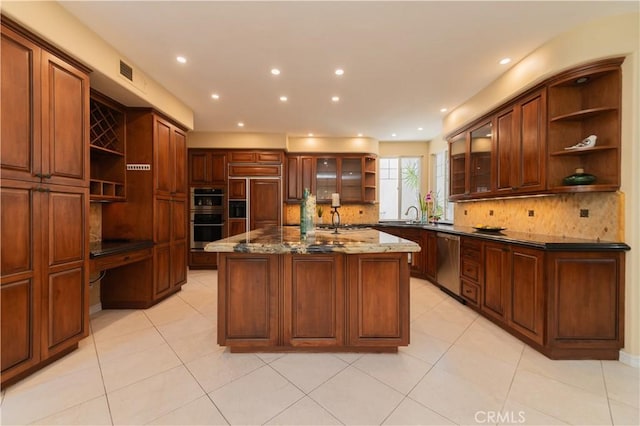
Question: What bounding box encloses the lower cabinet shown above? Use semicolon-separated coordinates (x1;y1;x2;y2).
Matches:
374;226;436;282
463;235;623;358
1;181;89;386
217;252;409;351
189;251;218;269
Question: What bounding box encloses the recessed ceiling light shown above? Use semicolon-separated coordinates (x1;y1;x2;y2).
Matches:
211;93;220;100
499;57;511;65
176;56;187;64
237;122;244;127
331;96;340;102
417;127;423;131
440;108;448;113
357;133;363;137
391;133;397;137
335;68;344;76
271;68;281;75
279;96;288;102
308;133;314;137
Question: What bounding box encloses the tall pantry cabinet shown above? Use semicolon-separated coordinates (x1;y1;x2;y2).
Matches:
102;110;188;305
1;20;91;386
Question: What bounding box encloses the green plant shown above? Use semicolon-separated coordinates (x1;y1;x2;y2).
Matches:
401;162;419;191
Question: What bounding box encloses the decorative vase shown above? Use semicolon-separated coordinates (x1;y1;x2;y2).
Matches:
421;211;427;224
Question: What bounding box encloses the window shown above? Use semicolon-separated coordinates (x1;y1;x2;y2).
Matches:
379;157;422;221
432;151;454;222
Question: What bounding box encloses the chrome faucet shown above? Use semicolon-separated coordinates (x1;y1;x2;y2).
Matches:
404;205;419;222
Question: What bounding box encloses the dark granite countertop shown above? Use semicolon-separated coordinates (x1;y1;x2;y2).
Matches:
375;221;630;251
205;226;420;254
89;239;154;258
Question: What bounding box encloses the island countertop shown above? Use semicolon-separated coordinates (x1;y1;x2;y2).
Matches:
205;226;421;254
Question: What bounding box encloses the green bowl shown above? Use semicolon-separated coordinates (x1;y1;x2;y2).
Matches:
563;173;596;185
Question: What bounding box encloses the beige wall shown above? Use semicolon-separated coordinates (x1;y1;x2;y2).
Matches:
287;136;379;155
445;12;640;361
188;132;287;149
1;1;194;130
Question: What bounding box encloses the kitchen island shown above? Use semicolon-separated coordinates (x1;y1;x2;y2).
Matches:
205;226;420;352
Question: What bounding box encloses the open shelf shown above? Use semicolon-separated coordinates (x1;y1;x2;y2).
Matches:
550;146;616;157
90;179;126;200
550;107;617;122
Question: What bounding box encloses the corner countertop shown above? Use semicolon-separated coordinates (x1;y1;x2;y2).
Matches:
89;239;154;258
375;222;630;251
204;226;421;254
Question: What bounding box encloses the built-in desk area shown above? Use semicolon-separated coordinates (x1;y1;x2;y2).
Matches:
89;240;155;309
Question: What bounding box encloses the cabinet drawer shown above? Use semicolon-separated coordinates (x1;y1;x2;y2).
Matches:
228;165;281;177
189;251;218;268
461;246;481;261
461;280;479;306
461;259;480;282
229;151;256;163
91;248;153;273
257;152;282;163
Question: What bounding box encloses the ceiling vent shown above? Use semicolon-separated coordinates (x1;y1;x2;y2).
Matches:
119;60;133;81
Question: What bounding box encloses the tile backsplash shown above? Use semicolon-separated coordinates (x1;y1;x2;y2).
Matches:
284;203;379;226
89;203;102;242
454;192;623;241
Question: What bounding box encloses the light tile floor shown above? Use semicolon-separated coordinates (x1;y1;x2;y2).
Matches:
1;270;638;425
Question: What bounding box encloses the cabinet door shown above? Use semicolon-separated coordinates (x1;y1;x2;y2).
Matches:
482;242;509;323
228;219;247;236
516;90;546;192
171;127;187;196
509;247;544;345
154;117;172;194
250;179;281;230
340;157;363;201
228;178;246;199
217;253;279;347
283;254;344;347
404;229;426;278
1;26;41;183
154;197;171;244
170;199;187;288
41;52;89;187
469;122;493;195
41;185;88;357
154;245;171;297
210;152;227;185
424;231;437;282
189;151;211;185
495;107;516;194
449;133;468;198
286;156;315;201
1;181;42;378
316;157;337;201
348;253;409;347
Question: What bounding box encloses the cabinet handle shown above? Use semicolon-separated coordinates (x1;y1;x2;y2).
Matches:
123;256;130;261
34;173;52;179
511;186;519;190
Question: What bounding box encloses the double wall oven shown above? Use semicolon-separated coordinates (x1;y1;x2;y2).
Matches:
190;188;224;250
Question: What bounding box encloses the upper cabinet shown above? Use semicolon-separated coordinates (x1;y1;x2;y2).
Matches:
286;154;376;203
1;23;90;188
546;58;622;192
89;91;126;201
448;58;622;201
189;149;227;186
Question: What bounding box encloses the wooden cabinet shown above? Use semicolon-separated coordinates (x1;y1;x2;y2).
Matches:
217;251;409;351
461;234;624;358
347;253;409;347
102;110;188;307
286;155;315;201
374;226;437;282
228;178;246;199
189;150;227;186
424;230;438;282
495;89;546;195
1;20;90;387
286;154;376;203
250;179;281;230
460;237;482;307
546;251;624;359
283;254;344;347
448;58;623;201
217;253;280;347
546;58;622;192
483;241;510;322
89;91;126;201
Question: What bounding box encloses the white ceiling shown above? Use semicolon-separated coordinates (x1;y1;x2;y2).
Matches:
60;1;638;141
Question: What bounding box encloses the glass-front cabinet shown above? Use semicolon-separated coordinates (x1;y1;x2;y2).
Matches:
470;122;493;194
449;132;467;198
340;157;363;201
316;157;337;200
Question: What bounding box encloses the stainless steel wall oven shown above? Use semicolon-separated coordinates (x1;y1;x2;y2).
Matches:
190;187;224;250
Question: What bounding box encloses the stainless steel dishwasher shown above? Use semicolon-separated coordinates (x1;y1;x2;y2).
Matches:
436;233;462;301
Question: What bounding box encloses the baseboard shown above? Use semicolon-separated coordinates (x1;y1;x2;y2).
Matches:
619;350;640;368
89;303;102;315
